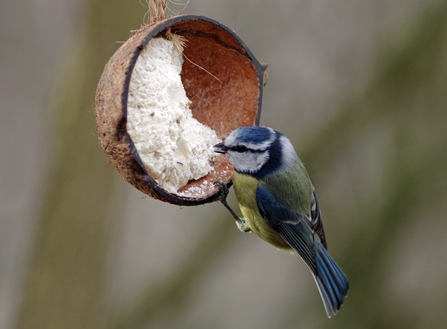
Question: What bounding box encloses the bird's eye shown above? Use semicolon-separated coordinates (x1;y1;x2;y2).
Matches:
233;145;248;153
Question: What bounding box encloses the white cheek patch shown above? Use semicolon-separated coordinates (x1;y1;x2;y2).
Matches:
227;150;269;173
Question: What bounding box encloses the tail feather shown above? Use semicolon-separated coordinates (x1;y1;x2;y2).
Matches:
313;242;349;318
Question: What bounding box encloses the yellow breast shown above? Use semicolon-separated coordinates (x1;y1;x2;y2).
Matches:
232;172;292;251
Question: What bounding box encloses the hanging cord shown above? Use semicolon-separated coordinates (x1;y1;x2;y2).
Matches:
147;0;187;52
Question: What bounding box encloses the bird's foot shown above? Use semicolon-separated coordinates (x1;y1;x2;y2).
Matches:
235;217;251;233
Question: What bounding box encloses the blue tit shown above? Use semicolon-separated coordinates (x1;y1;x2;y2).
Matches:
214;126;349;317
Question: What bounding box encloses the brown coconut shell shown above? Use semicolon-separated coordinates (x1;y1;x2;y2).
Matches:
95;15;267;205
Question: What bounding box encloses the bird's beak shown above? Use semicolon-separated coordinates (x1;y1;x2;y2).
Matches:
213;142;227;154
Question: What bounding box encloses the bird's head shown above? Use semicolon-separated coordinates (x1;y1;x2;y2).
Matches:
214;126;298;178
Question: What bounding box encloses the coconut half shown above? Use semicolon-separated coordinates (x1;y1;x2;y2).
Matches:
95;15;267;205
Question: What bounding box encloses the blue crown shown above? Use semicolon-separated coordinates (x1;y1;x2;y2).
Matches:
234;126;275;144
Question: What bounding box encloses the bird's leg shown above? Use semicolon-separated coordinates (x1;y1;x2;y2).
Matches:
214;181;240;220
214;181;251;233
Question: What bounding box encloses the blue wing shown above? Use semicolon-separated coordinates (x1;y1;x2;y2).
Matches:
256;183;349;317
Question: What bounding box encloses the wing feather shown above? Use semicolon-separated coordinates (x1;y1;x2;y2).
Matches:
256;184;317;274
310;183;328;249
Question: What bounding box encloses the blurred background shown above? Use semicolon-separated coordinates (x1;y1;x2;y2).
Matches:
1;0;447;328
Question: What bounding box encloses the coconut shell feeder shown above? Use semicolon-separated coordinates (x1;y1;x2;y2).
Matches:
95;11;267;206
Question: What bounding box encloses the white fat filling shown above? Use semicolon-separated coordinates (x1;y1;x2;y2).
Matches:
126;38;221;193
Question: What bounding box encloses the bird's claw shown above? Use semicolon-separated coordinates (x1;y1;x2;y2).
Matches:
214;181;229;202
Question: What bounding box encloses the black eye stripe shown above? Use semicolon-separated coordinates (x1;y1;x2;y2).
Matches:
231;145;266;153
232;145;248;152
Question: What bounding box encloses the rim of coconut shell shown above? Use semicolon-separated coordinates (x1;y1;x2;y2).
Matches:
95;15;267;206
